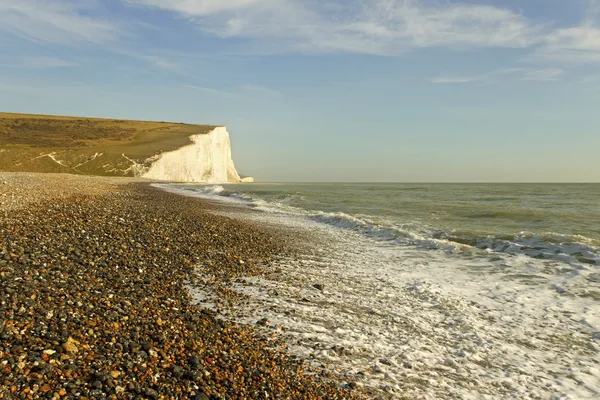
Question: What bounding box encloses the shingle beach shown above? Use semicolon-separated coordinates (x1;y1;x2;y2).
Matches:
0;173;361;399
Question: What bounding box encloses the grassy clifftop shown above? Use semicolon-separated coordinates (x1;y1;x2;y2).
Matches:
0;112;215;176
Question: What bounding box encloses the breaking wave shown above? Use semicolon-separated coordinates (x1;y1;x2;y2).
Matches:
153;184;600;269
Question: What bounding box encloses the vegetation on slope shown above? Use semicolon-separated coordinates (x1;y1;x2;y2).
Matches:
0;112;215;176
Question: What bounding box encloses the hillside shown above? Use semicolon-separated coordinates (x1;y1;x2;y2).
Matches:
0;112;216;177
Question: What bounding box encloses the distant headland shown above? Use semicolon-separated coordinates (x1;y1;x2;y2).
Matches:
0;112;252;183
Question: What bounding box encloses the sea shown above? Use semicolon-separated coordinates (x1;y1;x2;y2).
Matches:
154;183;600;399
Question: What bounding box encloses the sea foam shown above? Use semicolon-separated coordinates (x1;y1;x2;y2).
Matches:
159;183;600;399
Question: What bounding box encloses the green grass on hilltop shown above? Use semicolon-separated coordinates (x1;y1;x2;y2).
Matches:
0;112;215;176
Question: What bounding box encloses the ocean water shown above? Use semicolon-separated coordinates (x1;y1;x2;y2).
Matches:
155;183;600;399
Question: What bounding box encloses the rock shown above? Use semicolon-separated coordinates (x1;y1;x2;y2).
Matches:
312;283;325;291
183;371;199;381
61;340;78;354
172;366;183;378
189;355;201;370
141;342;153;351
0;181;362;400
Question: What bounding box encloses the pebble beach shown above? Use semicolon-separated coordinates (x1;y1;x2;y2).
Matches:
0;173;361;399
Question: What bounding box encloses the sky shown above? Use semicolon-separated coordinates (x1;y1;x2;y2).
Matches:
1;0;599;182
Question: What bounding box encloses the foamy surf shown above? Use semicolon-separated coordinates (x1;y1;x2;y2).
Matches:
153;183;600;268
155;183;600;399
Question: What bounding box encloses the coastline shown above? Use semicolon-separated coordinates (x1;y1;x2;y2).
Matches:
158;183;600;400
0;173;360;399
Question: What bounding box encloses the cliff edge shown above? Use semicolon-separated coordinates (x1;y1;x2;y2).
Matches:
142;127;242;183
0;113;251;183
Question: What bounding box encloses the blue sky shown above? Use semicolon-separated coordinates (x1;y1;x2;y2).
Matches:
1;0;599;182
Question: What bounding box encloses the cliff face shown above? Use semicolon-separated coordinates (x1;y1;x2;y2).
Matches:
0;113;251;183
142;127;243;183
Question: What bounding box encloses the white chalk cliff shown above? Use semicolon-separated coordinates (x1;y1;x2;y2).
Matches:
141;127;248;183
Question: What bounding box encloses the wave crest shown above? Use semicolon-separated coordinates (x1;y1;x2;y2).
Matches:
157;184;600;268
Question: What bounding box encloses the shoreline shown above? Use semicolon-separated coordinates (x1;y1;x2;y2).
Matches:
160;182;600;399
0;173;361;399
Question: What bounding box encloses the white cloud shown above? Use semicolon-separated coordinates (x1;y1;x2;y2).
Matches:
183;84;237;98
579;73;600;83
431;75;485;84
0;56;79;69
126;0;263;15
124;0;600;71
519;68;563;81
183;82;282;101
431;67;564;84
532;26;600;63
1;0;595;83
525;1;600;64
127;0;543;55
0;0;120;45
138;55;181;72
235;84;282;98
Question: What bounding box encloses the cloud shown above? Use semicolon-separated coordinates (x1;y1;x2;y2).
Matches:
0;56;79;69
235;84;282;98
0;0;120;45
137;55;181;72
1;0;595;84
183;84;237;98
519;68;563;81
0;1;192;73
431;67;564;84
431;75;485;84
127;0;543;55
183;83;282;101
532;26;600;63
579;73;600;83
123;0;600;72
525;1;600;64
126;0;263;15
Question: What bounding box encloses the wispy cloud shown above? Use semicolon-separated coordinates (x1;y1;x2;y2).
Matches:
0;0;120;45
235;84;282;99
0;1;195;74
126;0;262;15
136;55;181;72
1;0;596;84
531;26;600;63
431;67;564;84
183;83;282;101
127;0;543;55
527;1;600;64
0;55;79;69
519;68;563;81
123;0;600;78
431;75;485;84
183;84;237;98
